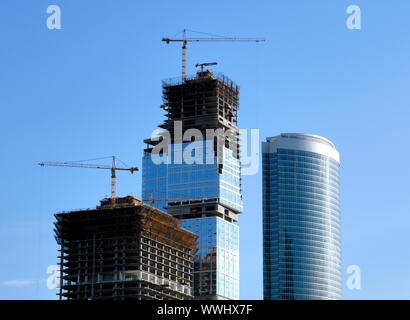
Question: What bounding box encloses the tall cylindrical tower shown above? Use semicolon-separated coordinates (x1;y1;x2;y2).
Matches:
262;133;342;300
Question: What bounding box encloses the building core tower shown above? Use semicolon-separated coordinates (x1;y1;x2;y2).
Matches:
262;133;342;300
142;70;242;299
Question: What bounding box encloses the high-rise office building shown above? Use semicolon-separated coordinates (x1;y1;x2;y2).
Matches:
262;133;342;300
55;196;197;300
142;70;242;299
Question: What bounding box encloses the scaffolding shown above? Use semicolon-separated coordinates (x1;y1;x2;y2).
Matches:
160;71;239;137
54;196;198;300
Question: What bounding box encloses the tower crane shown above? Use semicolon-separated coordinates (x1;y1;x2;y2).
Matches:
195;62;217;73
39;156;209;208
38;156;139;207
162;29;265;80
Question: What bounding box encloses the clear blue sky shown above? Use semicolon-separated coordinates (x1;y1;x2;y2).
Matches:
1;0;409;299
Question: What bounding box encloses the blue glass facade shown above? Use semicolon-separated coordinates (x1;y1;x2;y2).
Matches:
142;141;241;299
220;147;242;212
262;134;342;300
181;217;239;300
142;141;242;212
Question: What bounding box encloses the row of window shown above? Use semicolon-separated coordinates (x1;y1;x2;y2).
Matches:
277;165;339;184
277;174;339;192
263;211;340;227
275;184;340;202
278;190;340;208
276;148;339;166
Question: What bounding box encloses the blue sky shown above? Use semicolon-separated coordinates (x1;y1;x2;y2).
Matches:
1;0;410;299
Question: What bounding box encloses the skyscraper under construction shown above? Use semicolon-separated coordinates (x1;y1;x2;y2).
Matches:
142;69;242;299
55;196;198;300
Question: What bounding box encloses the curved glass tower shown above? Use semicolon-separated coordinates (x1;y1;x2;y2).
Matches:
142;71;242;299
262;133;342;300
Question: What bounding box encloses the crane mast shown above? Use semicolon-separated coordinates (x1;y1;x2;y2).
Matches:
182;29;187;80
111;156;116;200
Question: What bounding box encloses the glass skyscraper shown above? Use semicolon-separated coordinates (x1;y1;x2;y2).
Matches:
142;70;242;299
262;133;342;300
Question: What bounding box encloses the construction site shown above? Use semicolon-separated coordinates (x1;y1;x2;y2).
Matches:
41;29;264;300
54;196;198;300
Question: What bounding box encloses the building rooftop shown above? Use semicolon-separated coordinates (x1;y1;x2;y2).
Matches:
264;133;339;163
162;70;239;92
267;133;336;149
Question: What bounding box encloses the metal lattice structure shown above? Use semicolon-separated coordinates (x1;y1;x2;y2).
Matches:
54;196;198;300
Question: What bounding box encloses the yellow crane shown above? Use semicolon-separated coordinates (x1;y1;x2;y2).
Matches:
162;29;265;80
38;156;139;206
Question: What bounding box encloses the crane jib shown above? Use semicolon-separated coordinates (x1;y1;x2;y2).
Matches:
161;31;265;80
